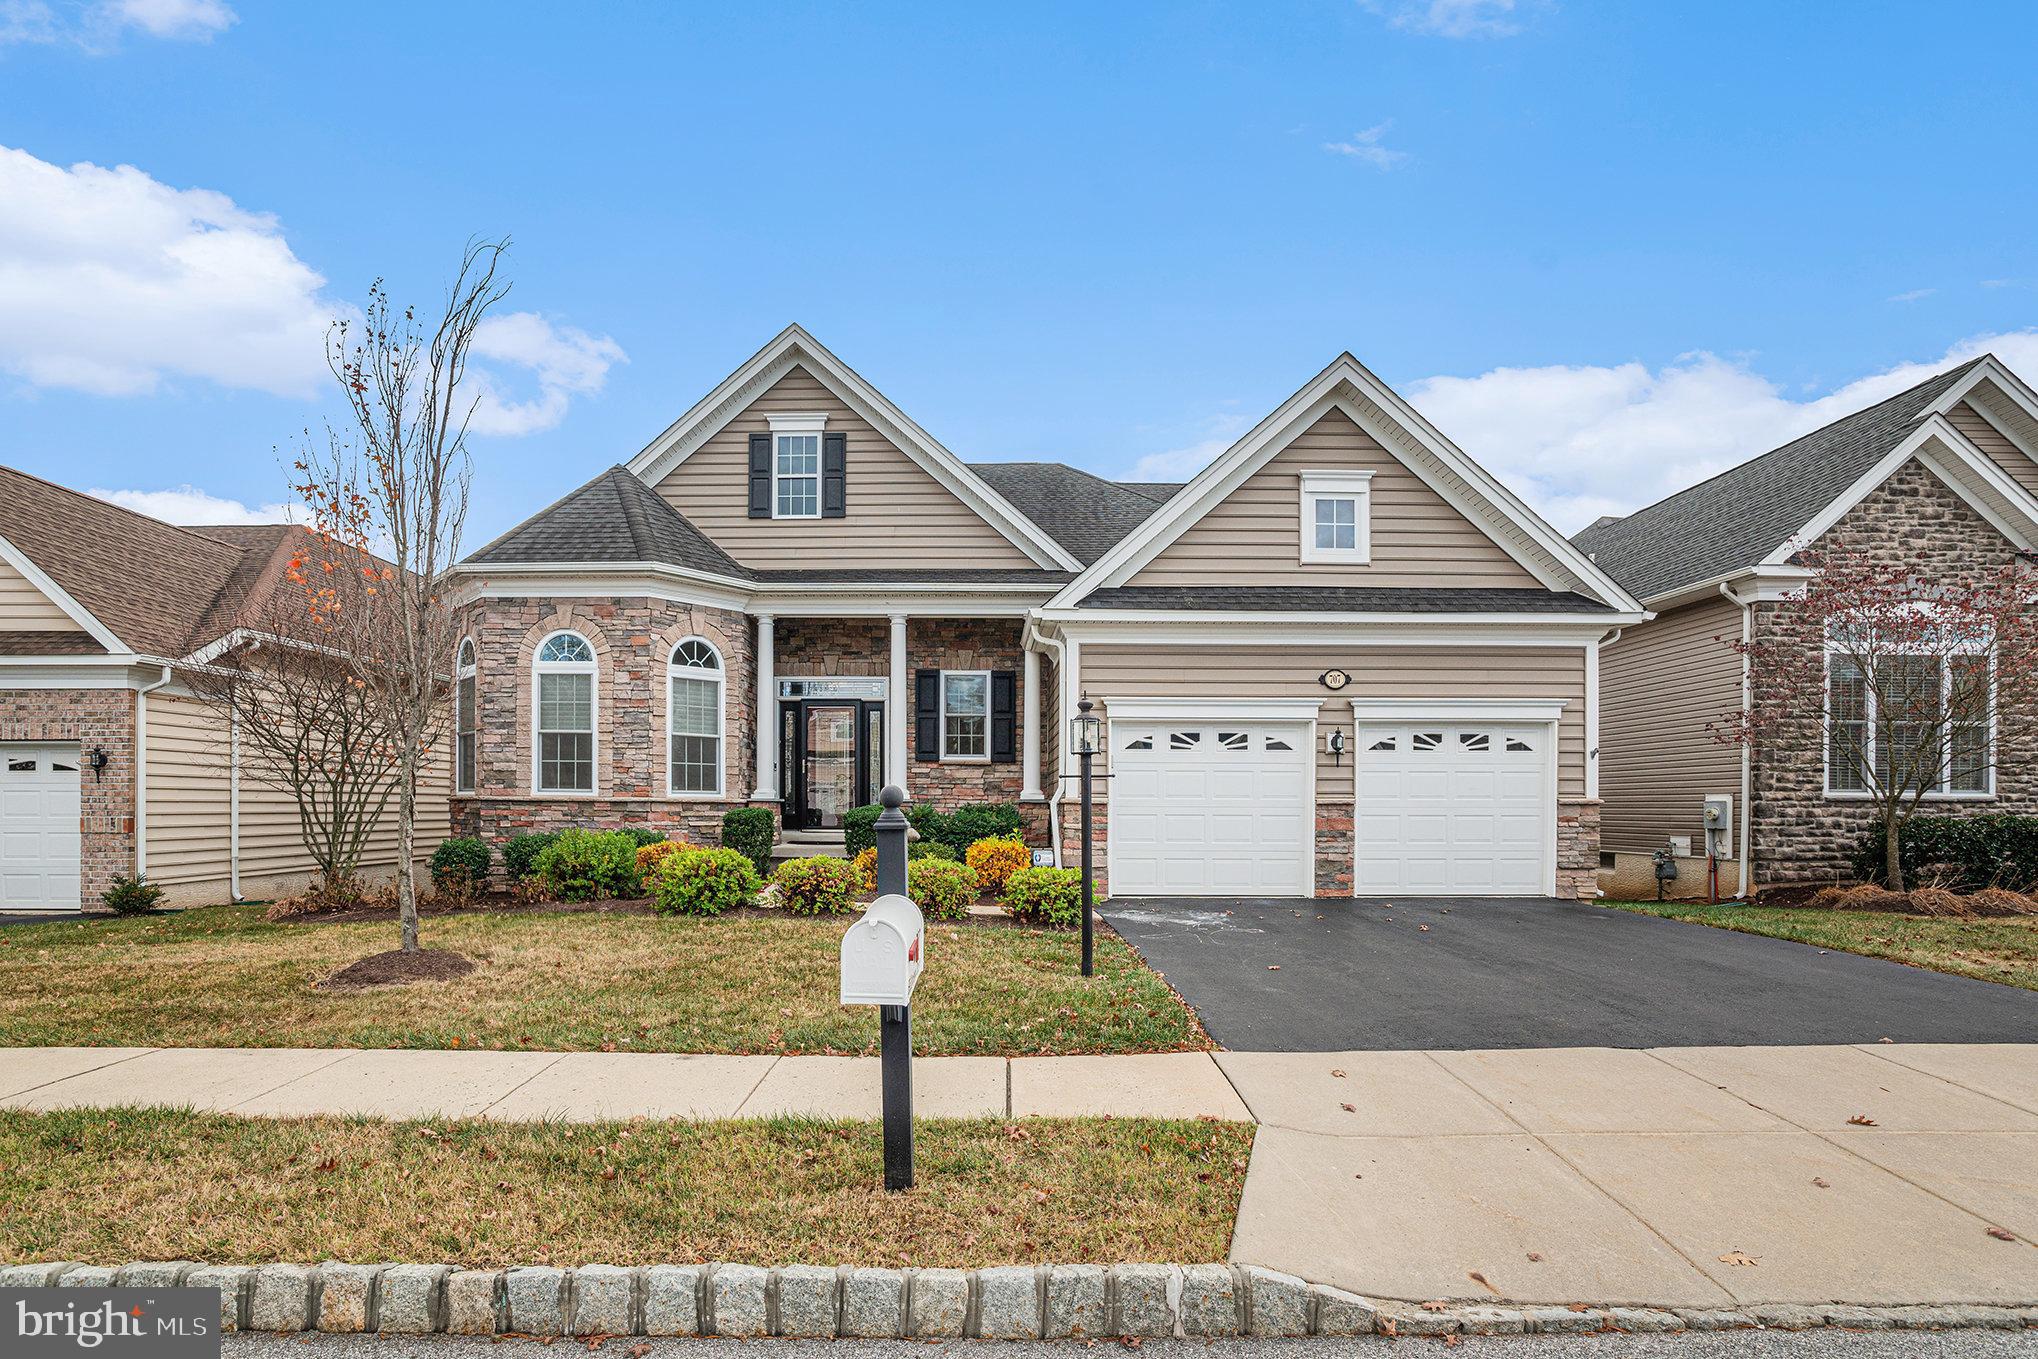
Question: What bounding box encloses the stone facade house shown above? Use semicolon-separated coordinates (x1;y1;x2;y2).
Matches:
0;468;449;910
1576;354;2038;896
449;326;1642;899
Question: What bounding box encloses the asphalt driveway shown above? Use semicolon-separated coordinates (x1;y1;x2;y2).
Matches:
1100;895;2038;1050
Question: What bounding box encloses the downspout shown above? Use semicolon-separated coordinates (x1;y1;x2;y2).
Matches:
1720;582;1754;899
132;664;172;880
229;698;243;902
1024;617;1067;869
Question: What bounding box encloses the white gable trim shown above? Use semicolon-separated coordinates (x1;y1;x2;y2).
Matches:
1929;358;2038;468
623;325;1080;571
0;529;126;652
1759;414;2038;564
1046;353;1642;612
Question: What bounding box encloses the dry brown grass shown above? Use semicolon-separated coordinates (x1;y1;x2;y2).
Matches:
0;1108;1251;1268
0;905;1206;1056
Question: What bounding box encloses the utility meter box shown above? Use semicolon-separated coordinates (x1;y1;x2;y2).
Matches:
841;893;924;1007
1703;794;1734;854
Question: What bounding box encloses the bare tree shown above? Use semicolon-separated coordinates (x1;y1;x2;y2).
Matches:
293;239;510;951
1714;540;2038;890
184;540;408;892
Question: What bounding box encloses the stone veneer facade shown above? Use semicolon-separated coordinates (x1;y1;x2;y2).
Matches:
0;687;136;905
1749;460;2038;884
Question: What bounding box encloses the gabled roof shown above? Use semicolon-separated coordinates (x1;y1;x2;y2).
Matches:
623;325;1082;571
1047;351;1645;615
1075;585;1616;614
1571;358;1995;600
967;462;1183;565
0;465;325;659
465;466;749;579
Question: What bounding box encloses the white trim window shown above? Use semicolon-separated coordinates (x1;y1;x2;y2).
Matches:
668;637;725;796
769;414;827;519
1826;650;1992;798
941;669;991;761
534;630;597;794
455;639;478;794
1299;470;1374;564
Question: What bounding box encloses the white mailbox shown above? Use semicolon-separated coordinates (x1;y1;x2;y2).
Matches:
840;893;925;1006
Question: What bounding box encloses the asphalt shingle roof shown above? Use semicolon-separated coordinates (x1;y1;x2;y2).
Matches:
465;466;748;577
965;462;1182;565
1075;585;1615;613
1571;358;1989;600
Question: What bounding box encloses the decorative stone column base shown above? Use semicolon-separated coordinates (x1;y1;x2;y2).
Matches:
1315;801;1354;898
1556;797;1601;901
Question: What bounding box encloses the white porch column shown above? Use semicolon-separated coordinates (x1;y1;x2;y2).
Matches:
888;613;909;795
753;614;776;801
1021;646;1044;801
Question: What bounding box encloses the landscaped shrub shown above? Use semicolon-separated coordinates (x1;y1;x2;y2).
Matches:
721;807;776;875
101;874;164;915
1853;813;2038;892
773;856;861;916
617;827;669;849
843;804;883;858
502;831;560;882
535;828;643;901
654;847;761;917
909;840;959;863
964;836;1031;896
636;840;687;875
908;859;978;922
852;846;879;892
945;802;1023;853
430;837;493;896
1001;866;1088;929
905;802;948;849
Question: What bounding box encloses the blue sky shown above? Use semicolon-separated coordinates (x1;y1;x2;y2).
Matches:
2;0;2034;542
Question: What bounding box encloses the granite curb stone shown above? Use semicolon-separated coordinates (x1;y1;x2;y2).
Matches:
18;1259;2038;1337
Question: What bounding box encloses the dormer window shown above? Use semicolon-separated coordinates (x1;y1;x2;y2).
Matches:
1299;469;1373;564
769;414;827;519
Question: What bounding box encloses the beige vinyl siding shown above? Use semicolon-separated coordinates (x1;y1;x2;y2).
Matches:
655;366;1036;570
0;555;75;631
1596;594;1744;855
1947;401;2038;500
1078;643;1587;799
1127;408;1542;589
144;693;453;902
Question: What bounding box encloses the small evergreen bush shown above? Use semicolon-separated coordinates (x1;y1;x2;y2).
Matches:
843;804;884;858
101;874;165;915
1001;866;1087;929
502;831;559;882
773;856;862;916
654;847;760;916
429;837;493;900
945;802;1022;852
535;828;643;901
616;827;669;848
909;840;959;863
1855;813;2038;892
721;807;776;875
908;858;978;922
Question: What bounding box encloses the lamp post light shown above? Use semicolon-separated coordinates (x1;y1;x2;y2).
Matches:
1070;697;1103;977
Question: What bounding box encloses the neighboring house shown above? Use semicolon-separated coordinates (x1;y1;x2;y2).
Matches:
0;468;450;910
451;326;1642;899
1575;354;2038;897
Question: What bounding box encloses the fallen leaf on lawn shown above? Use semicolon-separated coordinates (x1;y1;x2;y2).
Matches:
1330;1069;1346;1078
1847;1115;1877;1126
1341;1103;1356;1112
1987;1227;2017;1241
1718;1251;1759;1267
1526;1253;1543;1262
312;1157;339;1174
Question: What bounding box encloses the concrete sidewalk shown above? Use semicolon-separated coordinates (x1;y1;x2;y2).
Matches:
4;1041;2036;1310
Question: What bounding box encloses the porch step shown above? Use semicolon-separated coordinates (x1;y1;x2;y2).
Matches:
773;830;849;861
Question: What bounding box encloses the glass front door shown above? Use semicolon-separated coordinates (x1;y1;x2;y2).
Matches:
785;699;884;830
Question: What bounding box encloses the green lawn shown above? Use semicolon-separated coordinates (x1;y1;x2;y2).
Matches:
1604;900;2038;991
0;1107;1251;1267
0;905;1207;1055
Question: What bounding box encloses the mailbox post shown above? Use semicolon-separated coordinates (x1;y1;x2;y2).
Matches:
840;785;920;1190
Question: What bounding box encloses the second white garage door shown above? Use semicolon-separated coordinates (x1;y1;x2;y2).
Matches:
1355;722;1551;895
1109;720;1313;896
0;742;83;911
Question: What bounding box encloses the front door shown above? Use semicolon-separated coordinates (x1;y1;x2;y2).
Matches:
783;700;885;830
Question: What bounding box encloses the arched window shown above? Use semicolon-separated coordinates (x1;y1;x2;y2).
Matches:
455;639;477;793
534;630;596;793
668;637;724;796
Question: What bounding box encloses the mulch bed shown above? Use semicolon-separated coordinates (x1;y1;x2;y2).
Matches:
298;896;658;925
315;948;478;991
1752;882;2038;918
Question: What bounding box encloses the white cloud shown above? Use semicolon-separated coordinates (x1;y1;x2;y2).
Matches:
1888;288;1936;303
1125;413;1253;483
88;483;304;525
2;0;234;47
100;0;232;38
0;144;337;396
1;1;58;45
1323;122;1408;170
464;311;627;437
1362;0;1527;39
1405;330;2038;533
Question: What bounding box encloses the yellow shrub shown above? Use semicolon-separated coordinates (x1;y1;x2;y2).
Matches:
636;840;689;873
852;846;878;893
965;836;1031;895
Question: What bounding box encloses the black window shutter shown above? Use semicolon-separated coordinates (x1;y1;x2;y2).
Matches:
915;669;941;761
822;432;847;518
747;433;772;518
990;670;1017;763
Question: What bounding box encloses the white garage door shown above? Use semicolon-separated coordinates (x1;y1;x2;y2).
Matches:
0;742;83;911
1110;720;1312;896
1355;723;1551;896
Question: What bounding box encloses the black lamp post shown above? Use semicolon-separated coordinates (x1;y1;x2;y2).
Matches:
1069;697;1103;977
